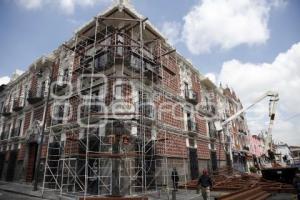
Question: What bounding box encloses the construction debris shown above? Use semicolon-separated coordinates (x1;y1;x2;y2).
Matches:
215;186;271;200
181;167;296;200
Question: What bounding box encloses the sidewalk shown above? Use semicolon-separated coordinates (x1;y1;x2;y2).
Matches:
0;181;228;200
146;189;229;200
0;181;73;200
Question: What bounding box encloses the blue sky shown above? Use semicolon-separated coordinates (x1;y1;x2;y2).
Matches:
0;0;300;145
0;0;299;76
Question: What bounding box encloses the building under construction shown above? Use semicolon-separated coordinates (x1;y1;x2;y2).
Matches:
0;1;251;199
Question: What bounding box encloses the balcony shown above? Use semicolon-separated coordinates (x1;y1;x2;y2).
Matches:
144;65;162;84
13;99;24;112
209;130;218;140
0;84;6;93
187;120;198;136
0;131;9;140
185;90;198;104
208;122;217;140
25;128;40;143
243;146;250;151
27;89;45;104
10;128;21;138
105;120;131;136
51;117;64;132
225;110;231;117
80;104;104;124
200;105;216;116
239;129;248;136
53;81;69;96
75;51;113;74
1;106;12;117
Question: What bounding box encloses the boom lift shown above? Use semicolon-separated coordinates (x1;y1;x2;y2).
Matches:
215;91;279;165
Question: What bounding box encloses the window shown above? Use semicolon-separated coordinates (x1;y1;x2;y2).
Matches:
17;119;23;136
205;96;209;110
63;68;69;82
98;84;106;100
115;84;122;100
40;81;46;97
0;102;3;113
184;82;189;97
23;85;28;106
6;124;11;139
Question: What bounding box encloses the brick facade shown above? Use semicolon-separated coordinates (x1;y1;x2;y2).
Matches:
197;140;210;160
0;2;251;187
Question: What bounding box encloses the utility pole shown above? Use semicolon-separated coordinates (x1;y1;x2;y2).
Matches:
33;63;54;191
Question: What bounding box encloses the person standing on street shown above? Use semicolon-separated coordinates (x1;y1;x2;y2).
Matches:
198;169;213;200
171;167;179;191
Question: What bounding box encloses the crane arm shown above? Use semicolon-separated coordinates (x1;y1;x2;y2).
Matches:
221;91;279;127
265;95;279;150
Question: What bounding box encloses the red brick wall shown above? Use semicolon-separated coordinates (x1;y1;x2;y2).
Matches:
191;72;201;103
23;111;32;134
29;69;38;95
105;79;114;106
156;131;187;158
197;140;210;160
69;97;80;123
65;131;79;155
216;142;226;161
122;81;133;103
196;115;207;136
155;96;184;129
33;106;44;121
12;118;17;132
52;60;60;81
162;68;180;95
17;144;26;160
26;144;37;182
41;143;48;158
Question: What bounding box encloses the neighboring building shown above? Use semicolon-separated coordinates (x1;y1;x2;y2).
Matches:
289;146;300;164
0;1;249;198
275;142;293;165
249;134;265;157
222;87;250;172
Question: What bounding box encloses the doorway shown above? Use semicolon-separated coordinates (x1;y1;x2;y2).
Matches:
26;143;38;182
189;148;199;180
210;151;218;171
0;152;5;179
6;150;18;181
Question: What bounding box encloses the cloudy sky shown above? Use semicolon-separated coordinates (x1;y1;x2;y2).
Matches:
0;0;299;145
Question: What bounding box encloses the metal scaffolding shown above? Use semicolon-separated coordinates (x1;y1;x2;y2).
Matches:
42;7;189;199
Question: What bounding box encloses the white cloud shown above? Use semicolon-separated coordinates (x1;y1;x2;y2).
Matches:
15;69;25;75
218;42;300;145
161;21;182;46
17;0;113;15
205;73;217;84
182;0;283;54
19;0;42;9
0;76;10;85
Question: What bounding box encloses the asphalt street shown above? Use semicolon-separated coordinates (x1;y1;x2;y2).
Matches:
0;189;46;200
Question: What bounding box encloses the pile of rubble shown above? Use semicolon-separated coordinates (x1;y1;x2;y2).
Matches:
181;167;296;200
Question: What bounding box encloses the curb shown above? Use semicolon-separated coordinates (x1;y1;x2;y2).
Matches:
0;185;74;200
0;187;43;199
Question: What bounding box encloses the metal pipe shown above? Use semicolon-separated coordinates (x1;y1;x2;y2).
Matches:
33;63;54;191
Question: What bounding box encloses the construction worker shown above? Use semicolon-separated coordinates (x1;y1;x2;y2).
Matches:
198;169;213;200
293;173;300;200
171;167;179;191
